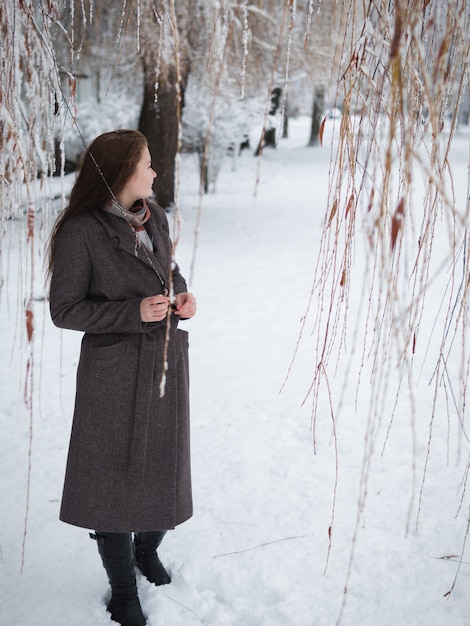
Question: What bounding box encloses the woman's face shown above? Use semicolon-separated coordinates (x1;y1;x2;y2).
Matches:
119;146;157;208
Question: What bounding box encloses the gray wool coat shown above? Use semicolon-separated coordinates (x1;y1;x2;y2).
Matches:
49;203;192;533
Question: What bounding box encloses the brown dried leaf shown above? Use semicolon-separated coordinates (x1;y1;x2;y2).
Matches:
27;202;35;241
69;76;77;99
327;200;337;228
390;11;402;61
345;193;355;218
434;38;449;80
366;188;375;213
391;219;401;250
391;197;405;251
319;116;327;147
26;300;34;343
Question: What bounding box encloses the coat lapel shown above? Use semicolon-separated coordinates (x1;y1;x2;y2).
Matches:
92;208;169;284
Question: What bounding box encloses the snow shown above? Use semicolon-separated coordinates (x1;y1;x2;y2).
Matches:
1;117;469;625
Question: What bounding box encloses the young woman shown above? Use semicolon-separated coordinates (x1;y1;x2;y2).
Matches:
48;130;196;626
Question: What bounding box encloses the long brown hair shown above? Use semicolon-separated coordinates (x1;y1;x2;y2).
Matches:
47;129;148;277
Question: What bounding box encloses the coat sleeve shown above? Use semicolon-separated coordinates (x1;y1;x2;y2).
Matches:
49;219;155;334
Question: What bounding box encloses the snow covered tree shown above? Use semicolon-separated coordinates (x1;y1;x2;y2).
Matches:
302;0;345;145
136;0;194;209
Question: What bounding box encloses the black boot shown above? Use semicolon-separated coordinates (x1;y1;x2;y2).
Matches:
134;531;171;586
91;532;147;626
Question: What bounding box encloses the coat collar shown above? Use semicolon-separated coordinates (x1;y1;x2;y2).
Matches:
91;207;169;286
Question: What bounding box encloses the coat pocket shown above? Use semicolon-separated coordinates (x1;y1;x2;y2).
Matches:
86;333;127;360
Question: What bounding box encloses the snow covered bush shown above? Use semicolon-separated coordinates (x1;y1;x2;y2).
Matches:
60;97;142;166
181;76;264;192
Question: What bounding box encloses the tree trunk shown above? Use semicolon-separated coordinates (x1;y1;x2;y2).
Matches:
255;87;282;156
282;107;289;139
308;86;325;146
139;64;179;210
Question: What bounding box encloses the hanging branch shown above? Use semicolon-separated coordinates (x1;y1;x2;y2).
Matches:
292;1;470;614
1;0;68;571
306;0;469;478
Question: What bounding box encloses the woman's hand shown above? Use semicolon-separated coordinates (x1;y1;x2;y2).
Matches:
173;292;197;318
140;295;170;322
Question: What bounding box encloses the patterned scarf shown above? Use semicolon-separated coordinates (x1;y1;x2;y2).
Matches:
103;198;150;231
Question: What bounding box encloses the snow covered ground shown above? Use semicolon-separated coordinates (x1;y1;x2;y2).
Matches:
1;117;469;625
